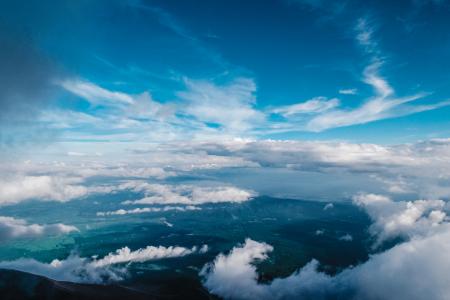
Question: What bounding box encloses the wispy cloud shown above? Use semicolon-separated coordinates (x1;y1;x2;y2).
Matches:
271;97;340;116
179;78;265;134
338;88;357;95
272;17;450;132
59;79;134;106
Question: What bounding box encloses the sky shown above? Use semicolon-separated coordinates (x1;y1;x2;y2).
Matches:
1;2;450;299
1;0;450;160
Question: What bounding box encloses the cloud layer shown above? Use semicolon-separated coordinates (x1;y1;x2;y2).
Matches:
0;243;208;283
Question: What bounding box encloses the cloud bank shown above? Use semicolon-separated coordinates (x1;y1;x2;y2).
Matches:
0;176;88;205
201;229;450;300
120;182;255;206
0;243;208;283
353;193;447;246
96;205;201;216
0;216;78;242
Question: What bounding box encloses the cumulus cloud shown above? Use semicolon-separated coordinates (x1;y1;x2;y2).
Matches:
120;182;255;205
353;193;447;245
0;243;208;283
201;238;275;299
201;230;450;300
0;216;78;242
0;176;89;205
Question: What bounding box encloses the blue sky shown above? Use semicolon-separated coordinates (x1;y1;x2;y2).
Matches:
2;3;450;297
1;0;450;154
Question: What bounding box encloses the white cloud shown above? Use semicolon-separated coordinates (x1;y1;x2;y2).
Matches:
173;138;450;199
201;238;274;299
178;78;264;134
0;176;89;205
305;61;438;132
338;234;353;242
53;71;450;138
4;138;450;206
120;182;255;205
191;186;256;204
272;97;340;116
91;244;206;268
0;243;207;283
278;19;450;132
0;216;78;242
355;18;377;53
353;193;447;245
338;89;357;95
59;79;134;106
323;203;334;210
96;205;201;216
201;229;450;300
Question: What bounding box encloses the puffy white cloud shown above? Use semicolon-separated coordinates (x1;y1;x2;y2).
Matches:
120;182;255;205
0;243;208;283
96;205;201;216
191;186;256;204
201;238;274;299
201;229;450;300
0;216;78;242
353;193;447;245
0;176;88;205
